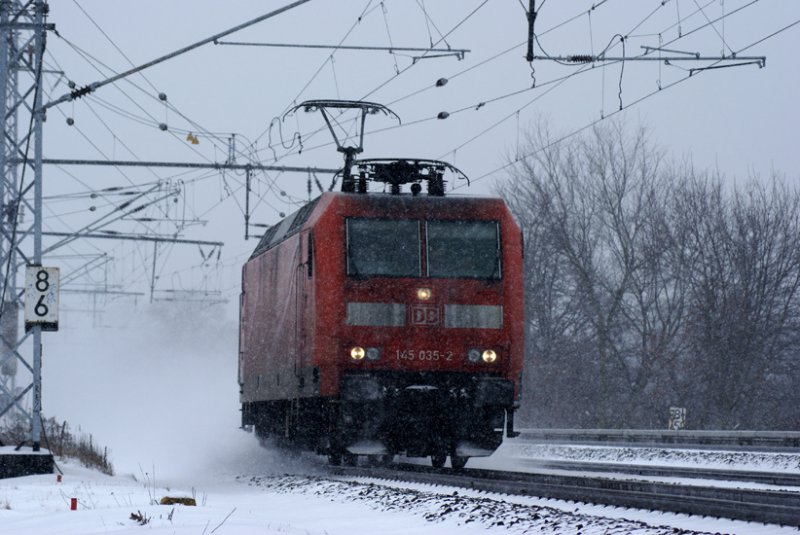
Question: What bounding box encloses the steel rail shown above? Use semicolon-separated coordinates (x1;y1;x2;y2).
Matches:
516;429;800;451
519;459;800;487
329;463;800;527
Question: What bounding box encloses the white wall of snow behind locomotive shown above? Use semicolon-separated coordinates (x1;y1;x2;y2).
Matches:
41;301;268;481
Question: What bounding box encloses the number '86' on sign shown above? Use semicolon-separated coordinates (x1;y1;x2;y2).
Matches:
24;266;60;331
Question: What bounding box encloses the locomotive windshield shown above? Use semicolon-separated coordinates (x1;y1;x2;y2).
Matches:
427;220;501;279
347;218;420;277
346;217;501;279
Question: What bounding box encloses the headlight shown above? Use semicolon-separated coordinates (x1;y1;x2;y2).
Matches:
468;348;481;363
482;349;497;363
417;288;432;301
350;346;366;360
366;347;381;360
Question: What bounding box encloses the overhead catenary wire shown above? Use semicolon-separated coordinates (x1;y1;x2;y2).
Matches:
457;16;800;190
233;0;766;185
55;35;230;161
257;0;616;167
282;0;771;169
213;40;470;58
46;0;314;111
435;0;763;163
251;0;494;171
256;1;634;162
691;0;734;56
250;0;379;153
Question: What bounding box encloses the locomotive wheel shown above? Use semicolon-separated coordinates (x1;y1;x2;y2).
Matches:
431;454;447;468
450;455;469;470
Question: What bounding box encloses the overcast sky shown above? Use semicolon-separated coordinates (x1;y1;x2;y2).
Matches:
23;0;800;310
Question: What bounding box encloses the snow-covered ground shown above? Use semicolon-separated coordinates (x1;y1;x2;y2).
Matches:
2;437;798;535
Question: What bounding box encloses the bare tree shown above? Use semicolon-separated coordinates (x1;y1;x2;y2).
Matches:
676;175;800;428
500;121;685;427
500;120;800;430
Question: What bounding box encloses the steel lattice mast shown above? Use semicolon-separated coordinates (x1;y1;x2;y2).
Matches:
0;0;49;449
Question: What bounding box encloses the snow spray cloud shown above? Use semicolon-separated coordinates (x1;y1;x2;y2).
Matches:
42;300;301;481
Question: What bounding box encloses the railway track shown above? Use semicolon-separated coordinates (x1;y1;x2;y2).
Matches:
519;458;800;487
516;429;800;451
328;462;800;527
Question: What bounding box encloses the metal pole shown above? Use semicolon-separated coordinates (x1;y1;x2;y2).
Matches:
0;5;8;241
31;0;44;452
0;0;11;415
526;0;535;62
244;168;251;240
149;242;157;304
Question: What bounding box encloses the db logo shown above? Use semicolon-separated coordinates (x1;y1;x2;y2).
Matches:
410;305;439;326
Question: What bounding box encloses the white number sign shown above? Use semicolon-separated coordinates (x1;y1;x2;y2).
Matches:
24;266;59;332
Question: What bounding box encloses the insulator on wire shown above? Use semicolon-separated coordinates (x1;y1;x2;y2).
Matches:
567;55;594;63
436;78;448;87
437;111;450;120
70;85;93;99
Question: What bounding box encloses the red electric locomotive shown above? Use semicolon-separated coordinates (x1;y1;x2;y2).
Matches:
239;159;524;468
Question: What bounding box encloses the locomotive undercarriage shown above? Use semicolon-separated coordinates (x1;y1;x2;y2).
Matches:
243;372;517;468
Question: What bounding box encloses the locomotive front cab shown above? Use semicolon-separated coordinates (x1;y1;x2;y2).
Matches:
334;198;522;467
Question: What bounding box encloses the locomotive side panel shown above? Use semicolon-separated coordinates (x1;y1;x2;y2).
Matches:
240;235;305;403
498;201;525;400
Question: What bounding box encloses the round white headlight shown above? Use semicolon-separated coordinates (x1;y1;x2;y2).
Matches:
467;348;481;363
350;346;366;360
482;349;497;363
